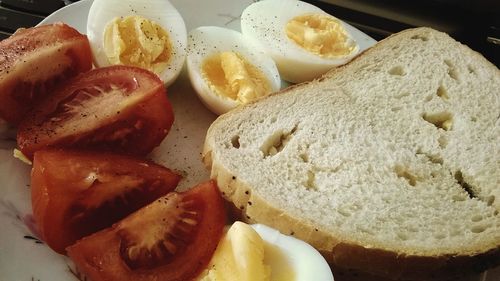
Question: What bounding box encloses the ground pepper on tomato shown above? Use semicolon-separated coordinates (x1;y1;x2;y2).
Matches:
0;23;92;125
31;149;182;254
67;180;226;281
17;65;174;159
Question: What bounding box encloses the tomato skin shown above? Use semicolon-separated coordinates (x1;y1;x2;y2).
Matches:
17;65;174;159
31;149;181;254
67;180;226;281
0;23;92;125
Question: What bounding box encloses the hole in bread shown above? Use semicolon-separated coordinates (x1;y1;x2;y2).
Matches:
454;170;477;199
231;135;240;149
471;214;483;222
388;66;406;76
299;153;309;163
438;135;448;148
261;125;298;157
429;155;443;164
391;106;402;112
486;195;495;206
366;164;374;174
444;60;459;80
470;224;487;233
304;170;317;190
394;92;410;99
394;165;418;186
417;150;444;165
358;63;370;70
422;111;453;131
411;34;429;41
467;65;476;74
436;85;449;100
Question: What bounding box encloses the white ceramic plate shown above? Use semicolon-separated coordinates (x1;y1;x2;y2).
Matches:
0;1;497;281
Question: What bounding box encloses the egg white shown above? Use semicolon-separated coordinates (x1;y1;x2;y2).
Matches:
251;224;334;281
186;26;281;115
241;0;359;83
87;0;187;86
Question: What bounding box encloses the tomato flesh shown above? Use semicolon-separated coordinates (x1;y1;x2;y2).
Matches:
31;149;181;254
0;23;92;124
67;180;226;281
17;65;174;159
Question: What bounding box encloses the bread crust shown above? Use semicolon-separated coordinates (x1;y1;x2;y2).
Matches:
321;27;500;82
203;148;500;280
202;27;500;280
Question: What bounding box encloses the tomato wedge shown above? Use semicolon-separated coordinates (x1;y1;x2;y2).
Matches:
31;149;181;254
0;23;92;125
17;65;174;159
67;180;226;281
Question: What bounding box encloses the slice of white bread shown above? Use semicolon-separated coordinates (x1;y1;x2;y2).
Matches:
202;27;500;280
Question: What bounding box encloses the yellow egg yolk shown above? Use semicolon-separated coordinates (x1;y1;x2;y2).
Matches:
201;51;272;104
286;13;356;58
103;15;171;75
196;222;295;281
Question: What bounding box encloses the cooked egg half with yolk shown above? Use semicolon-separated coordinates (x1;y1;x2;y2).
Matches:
186;26;281;115
87;0;187;86
196;221;334;281
241;0;359;83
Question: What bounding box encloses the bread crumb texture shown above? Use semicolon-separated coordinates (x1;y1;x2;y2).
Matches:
204;27;500;277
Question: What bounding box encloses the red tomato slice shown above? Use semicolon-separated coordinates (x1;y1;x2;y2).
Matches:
67;180;226;281
17;65;174;159
31;149;181;254
0;22;92;125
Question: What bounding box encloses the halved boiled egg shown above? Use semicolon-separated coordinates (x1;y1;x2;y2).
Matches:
196;221;334;281
87;0;187;86
241;0;359;83
186;26;281;115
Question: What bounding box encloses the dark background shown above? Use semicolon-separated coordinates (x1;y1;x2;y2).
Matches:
305;0;499;66
0;0;498;66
